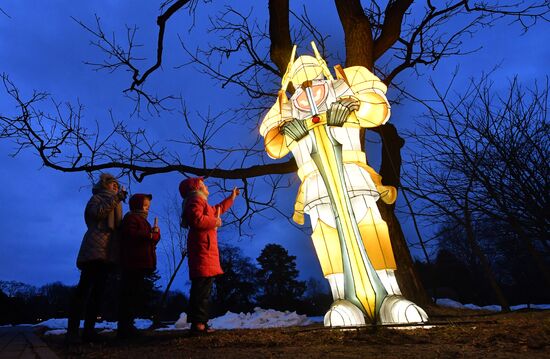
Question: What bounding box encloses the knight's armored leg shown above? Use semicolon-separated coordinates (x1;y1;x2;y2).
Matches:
356;205;428;324
308;204;366;327
307;126;387;324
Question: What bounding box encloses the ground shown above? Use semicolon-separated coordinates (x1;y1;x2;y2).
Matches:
41;308;549;359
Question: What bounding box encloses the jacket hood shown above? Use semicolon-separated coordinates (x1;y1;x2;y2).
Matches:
179;177;204;198
92;173;120;194
129;193;153;211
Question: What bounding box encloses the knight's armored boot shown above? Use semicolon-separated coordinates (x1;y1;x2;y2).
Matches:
323;273;366;327
377;269;429;324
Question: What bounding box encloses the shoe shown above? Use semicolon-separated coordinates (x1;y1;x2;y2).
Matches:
190;322;214;335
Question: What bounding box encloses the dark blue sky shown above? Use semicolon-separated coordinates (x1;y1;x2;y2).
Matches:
0;1;548;292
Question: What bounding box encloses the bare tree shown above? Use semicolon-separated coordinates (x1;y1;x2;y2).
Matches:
1;1;548;305
402;73;549;308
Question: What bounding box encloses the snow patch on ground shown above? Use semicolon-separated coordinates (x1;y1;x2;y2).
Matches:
35;308;315;335
44;329;67;336
35;318;152;330
210;308;313;329
435;298;550;311
134;319;153;330
511;304;550;310
174;312;190;329
36;318;70;329
155;324;177;331
308;316;324;323
175;308;313;330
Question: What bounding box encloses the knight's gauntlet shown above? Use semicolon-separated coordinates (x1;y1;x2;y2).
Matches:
327;97;360;126
281;119;309;142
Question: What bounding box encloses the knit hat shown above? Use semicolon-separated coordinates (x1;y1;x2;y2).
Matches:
179;177;204;198
129;193;153;211
93;173;120;193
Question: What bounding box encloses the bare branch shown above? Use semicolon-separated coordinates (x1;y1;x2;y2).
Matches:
0;7;11;18
0;74;297;183
402;73;550;284
373;0;414;60
130;0;193;89
376;1;550;84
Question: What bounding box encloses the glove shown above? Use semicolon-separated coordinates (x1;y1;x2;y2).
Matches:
151;229;161;242
281;119;309;142
327;97;360;126
116;189;128;203
230;187;240;200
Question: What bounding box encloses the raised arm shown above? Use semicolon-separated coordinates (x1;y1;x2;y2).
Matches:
85;194;120;221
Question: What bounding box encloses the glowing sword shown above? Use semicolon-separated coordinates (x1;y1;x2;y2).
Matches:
303;82;387;321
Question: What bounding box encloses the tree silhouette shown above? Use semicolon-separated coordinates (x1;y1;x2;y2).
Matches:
299;278;333;316
211;244;258;316
0;288;14;325
256;243;305;312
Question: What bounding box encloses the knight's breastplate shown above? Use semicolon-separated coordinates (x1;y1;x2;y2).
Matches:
287;78;356;167
287;79;380;209
290;79;354;121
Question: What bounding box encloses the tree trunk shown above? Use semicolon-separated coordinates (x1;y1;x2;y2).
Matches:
334;0;374;68
268;0;292;73
463;210;510;312
375;124;432;306
509;217;550;289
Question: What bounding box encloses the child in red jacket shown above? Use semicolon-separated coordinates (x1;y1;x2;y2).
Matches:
117;193;160;338
179;177;239;334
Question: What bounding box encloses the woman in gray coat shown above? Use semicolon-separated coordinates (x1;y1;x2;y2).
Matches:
66;173;127;344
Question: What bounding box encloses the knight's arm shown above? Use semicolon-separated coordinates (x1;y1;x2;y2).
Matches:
260;95;304;159
339;66;397;204
260;105;290;159
342;66;391;128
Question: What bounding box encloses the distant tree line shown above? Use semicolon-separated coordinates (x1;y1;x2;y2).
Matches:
417;244;548;307
0;243;332;325
0;273;169;325
2;225;548;326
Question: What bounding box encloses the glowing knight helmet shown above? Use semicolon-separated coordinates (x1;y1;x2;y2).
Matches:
282;42;334;91
289;55;324;87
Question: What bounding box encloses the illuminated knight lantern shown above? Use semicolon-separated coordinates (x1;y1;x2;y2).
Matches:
260;43;428;327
